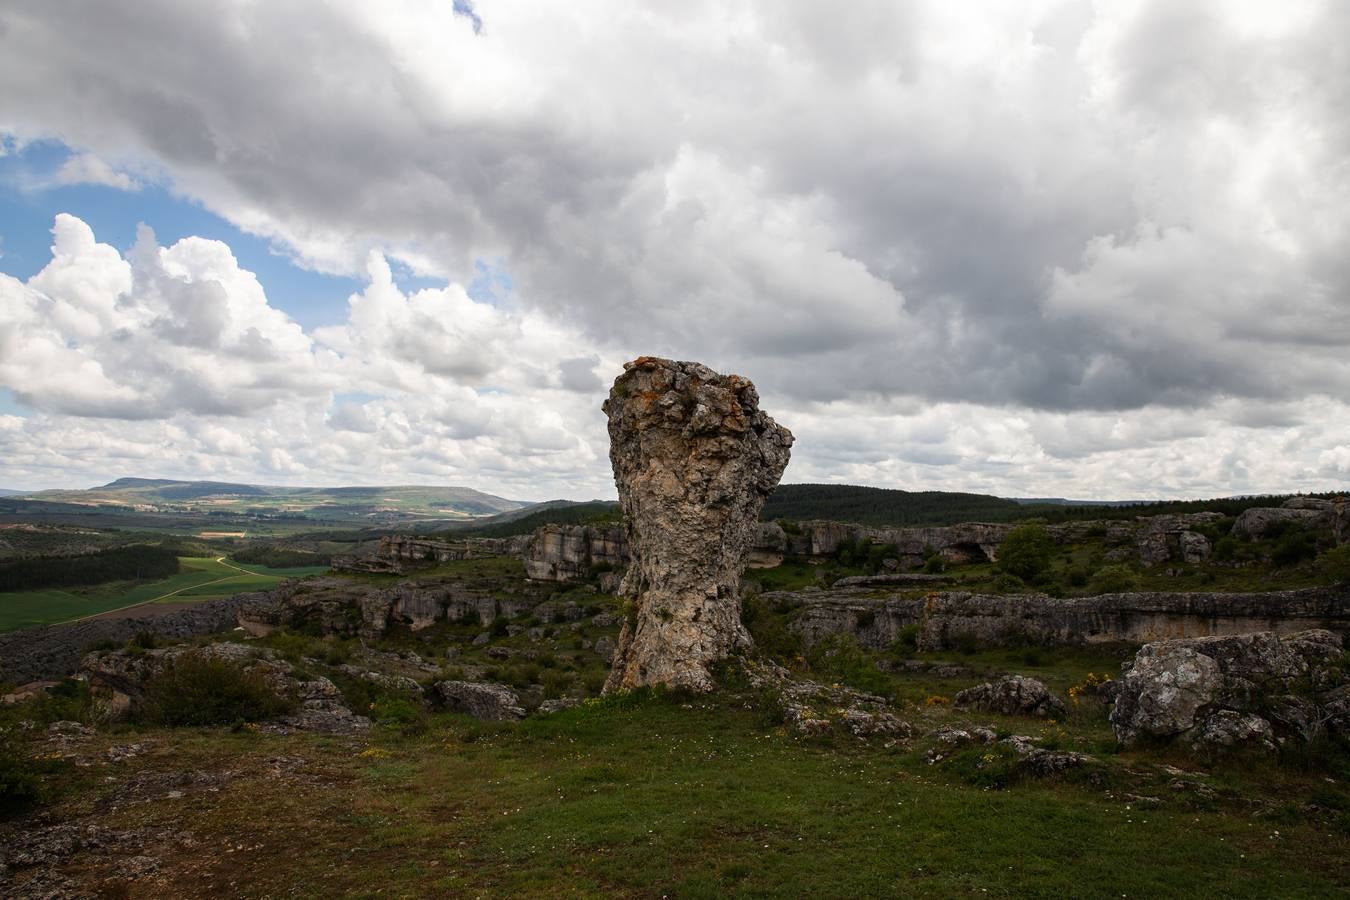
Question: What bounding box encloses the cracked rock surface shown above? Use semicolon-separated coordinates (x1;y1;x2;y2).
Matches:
602;357;793;692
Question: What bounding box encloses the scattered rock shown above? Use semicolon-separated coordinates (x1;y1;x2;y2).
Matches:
335;666;423;696
954;675;1066;719
79;643;370;734
537;698;581;714
744;659;909;738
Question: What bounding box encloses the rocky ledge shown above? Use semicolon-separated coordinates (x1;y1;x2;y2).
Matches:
785;585;1350;652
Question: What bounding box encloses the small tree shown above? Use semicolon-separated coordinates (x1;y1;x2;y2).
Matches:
997;524;1053;582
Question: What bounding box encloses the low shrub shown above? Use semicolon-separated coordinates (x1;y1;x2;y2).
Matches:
139;654;294;727
1319;545;1350;584
892;623;921;657
806;635;891;698
740;596;803;663
1089;564;1139;594
0;733;61;814
1272;530;1318;567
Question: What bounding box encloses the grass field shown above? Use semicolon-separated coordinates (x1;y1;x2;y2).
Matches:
0;556;328;632
8;691;1347;897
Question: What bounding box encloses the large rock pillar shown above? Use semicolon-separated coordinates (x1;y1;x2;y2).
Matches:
602;357;793;692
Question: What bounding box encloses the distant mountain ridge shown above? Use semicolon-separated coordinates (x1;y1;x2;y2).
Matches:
20;478;528;523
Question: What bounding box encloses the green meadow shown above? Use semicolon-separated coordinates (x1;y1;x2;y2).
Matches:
0;556;327;632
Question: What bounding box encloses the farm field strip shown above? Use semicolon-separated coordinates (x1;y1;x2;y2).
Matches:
0;556;327;632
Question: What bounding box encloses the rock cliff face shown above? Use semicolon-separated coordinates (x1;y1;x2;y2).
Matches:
522;524;626;581
333;534;528;575
784;585;1350;652
602;357;793;692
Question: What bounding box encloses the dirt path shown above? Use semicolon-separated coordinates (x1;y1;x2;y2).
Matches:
67;557;252;624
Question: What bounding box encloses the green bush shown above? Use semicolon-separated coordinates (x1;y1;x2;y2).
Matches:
490;616;510;638
139;654;294;727
991;573;1026;593
923;554;946;574
1272;530;1318;567
806;635;891;698
1067;567;1090;588
0;733;59;814
1089;564;1139;593
11;678;94;726
892;623;921;657
997;525;1053;581
371;697;425;729
1319;545;1350;584
740;596;803;663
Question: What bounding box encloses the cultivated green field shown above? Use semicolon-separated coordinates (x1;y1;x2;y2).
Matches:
0;556;327;632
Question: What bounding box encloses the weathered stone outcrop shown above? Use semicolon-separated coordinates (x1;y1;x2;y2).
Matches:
237;577;536;640
1135;513;1223;567
519;507;1277;580
333;534;528;575
954;675;1066;719
602;357;793;692
785;585;1350;652
522;524;626;582
1110;629;1349;751
434;680;525;720
1234;497;1347;543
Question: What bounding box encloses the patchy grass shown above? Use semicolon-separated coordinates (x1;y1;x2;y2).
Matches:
6;691;1348;897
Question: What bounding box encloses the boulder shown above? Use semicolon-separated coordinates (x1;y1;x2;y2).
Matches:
601;357;793;692
954;675;1066;719
1110;629;1348;752
1233;505;1331;540
434;680;525;721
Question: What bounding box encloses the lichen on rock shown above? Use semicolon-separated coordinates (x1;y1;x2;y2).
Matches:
602;357;793;692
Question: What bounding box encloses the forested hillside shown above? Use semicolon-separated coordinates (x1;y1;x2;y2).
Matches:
761;484;1022;526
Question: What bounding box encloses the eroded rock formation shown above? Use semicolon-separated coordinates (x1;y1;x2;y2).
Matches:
522;523;626;581
1110;629;1349;752
603;357;793;692
785;585;1350;652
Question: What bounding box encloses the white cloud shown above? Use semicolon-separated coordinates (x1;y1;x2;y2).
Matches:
54;152;139;191
0;2;1347;497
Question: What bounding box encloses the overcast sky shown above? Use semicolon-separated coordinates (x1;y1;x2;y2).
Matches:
1;1;1347;501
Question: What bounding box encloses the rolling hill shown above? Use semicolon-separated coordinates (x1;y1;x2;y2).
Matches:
19;479;528;525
